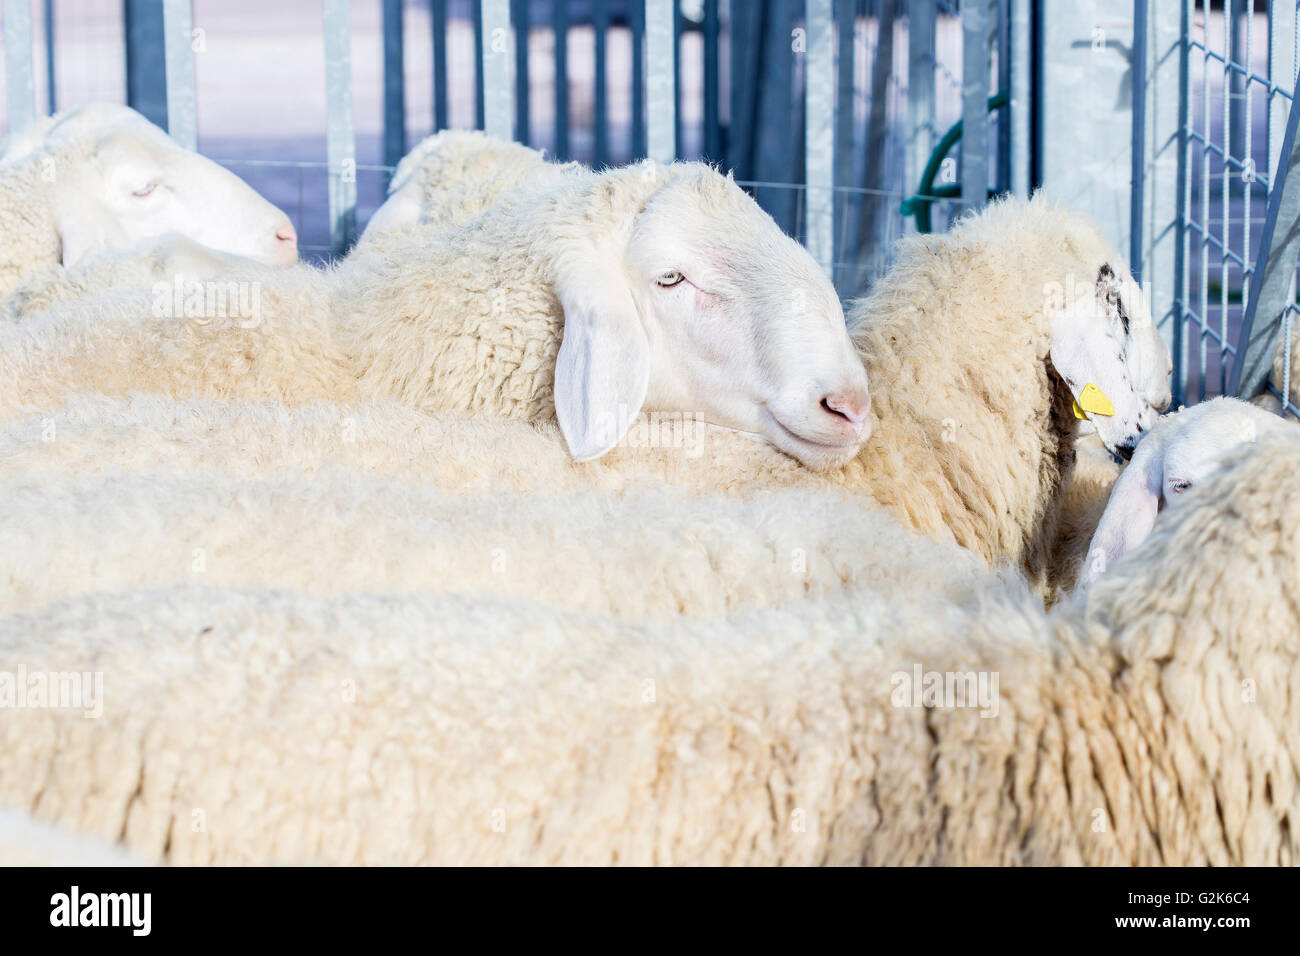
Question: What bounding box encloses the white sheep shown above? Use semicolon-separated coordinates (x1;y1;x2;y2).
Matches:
0;431;1296;865
1074;396;1292;588
359;129;572;241
0;103;298;302
0;466;996;624
0;158;872;467
0;194;1171;588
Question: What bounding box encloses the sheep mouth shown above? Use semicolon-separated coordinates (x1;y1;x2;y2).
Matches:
763;409;867;464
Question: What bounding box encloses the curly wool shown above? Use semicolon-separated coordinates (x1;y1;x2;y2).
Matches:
0;436;1296;865
0;146;67;300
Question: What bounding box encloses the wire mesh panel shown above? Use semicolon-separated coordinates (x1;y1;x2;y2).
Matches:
1169;0;1298;411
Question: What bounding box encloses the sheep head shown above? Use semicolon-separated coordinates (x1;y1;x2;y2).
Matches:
31;104;298;269
552;162;870;466
1080;397;1290;587
1046;258;1171;459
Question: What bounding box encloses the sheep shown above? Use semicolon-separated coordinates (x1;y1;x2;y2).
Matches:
1250;334;1300;415
0;194;1170;588
359;129;574;241
1073;396;1293;589
0;157;872;467
0;431;1296;865
2;233;269;321
0;469;997;623
0;102;298;303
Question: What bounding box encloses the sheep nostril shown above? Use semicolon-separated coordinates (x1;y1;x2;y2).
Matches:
276;222;297;245
820;390;870;436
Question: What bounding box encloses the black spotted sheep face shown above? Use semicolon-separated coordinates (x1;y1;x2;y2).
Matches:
1046;261;1171;459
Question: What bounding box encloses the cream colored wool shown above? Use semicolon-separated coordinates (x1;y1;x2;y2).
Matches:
0;196;1150;587
0;471;992;622
359;129;576;241
0;146;65;300
0;436;1296;865
1251;335;1300;413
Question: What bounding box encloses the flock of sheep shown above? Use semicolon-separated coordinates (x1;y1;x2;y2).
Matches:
0;103;1297;865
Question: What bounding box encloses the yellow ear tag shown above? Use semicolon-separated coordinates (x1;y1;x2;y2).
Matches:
1073;382;1115;419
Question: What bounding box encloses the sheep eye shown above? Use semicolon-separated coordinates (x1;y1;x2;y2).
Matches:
132;181;158;198
655;271;685;289
1171;479;1191;494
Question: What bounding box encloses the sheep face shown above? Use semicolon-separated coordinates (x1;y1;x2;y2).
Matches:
42;105;297;269
1047;262;1170;458
554;165;869;467
1079;397;1285;586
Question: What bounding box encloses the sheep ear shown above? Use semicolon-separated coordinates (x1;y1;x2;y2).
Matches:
553;269;650;462
1079;443;1164;588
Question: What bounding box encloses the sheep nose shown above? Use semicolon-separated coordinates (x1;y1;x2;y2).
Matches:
275;220;298;247
820;387;871;437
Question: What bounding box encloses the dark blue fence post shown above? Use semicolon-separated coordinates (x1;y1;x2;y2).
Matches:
631;0;645;158
703;0;721;162
553;1;569;158
432;0;449;131
382;0;406;177
124;0;167;130
513;0;531;143
43;0;56;113
594;0;609;165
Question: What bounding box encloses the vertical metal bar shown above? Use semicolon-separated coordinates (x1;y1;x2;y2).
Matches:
906;0;935;219
1268;0;1297;179
324;0;357;255
960;0;989;212
43;0;55;114
703;0;720;162
553;0;569;158
125;0;167;129
513;0;530;143
162;0;197;149
382;0;406;173
473;0;485;129
1010;0;1030;196
673;0;683;158
645;0;676;163
3;0;35;134
996;0;1011;194
432;0;449;131
1173;0;1191;404
834;0;856;271
480;0;511;138
1230;65;1300;397
631;0;646;158
805;0;835;276
594;0;609;164
1130;0;1147;282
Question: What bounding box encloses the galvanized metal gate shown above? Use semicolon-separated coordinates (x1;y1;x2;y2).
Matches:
1133;0;1300;415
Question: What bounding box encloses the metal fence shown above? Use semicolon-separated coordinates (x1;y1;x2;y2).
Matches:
1133;0;1300;415
2;1;1018;295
